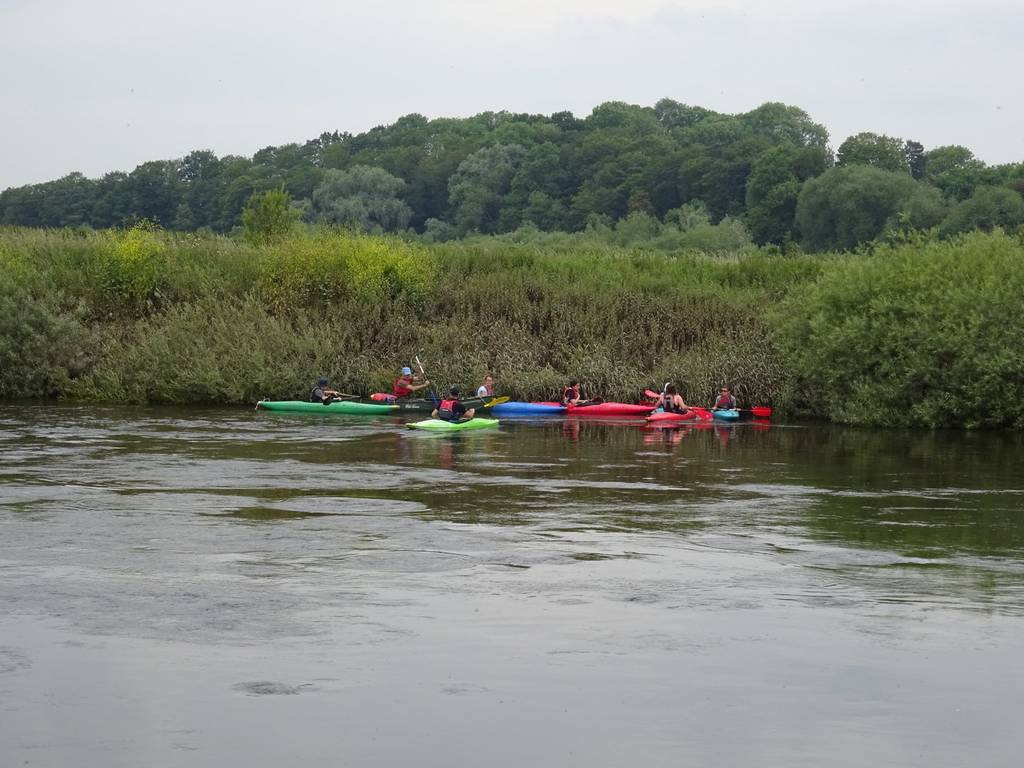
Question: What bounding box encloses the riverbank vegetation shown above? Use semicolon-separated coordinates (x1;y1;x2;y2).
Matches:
2;225;1022;429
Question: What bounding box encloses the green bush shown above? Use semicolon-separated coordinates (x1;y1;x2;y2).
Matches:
772;231;1024;427
0;276;91;398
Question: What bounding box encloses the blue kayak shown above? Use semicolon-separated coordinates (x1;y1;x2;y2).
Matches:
712;409;740;421
490;401;566;416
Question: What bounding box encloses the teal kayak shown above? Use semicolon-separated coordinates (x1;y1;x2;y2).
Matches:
257;399;398;415
406;417;500;432
712;408;740;421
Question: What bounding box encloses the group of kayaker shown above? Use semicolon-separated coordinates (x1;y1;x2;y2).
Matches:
311;365;741;423
652;383;737;416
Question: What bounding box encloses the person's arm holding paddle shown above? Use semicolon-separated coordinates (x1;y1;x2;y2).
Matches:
562;380;582;406
310;378;342;404
394;366;431;399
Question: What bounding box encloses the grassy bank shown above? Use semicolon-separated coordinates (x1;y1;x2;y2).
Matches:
2;225;1021;428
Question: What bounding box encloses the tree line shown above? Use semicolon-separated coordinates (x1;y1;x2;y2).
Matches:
3;99;1023;252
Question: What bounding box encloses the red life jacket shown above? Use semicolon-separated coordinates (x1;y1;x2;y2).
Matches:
439;398;458;411
562;385;579;404
393;376;414;397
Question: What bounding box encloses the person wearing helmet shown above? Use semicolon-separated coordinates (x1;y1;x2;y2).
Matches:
310;377;342;404
393;365;431;398
432;386;476;423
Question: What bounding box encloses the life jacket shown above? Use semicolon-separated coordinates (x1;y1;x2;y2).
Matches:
716;394;737;409
310;386;325;403
663;393;680;413
438;397;461;422
479;384;493;397
562;385;579;405
393;376;414;398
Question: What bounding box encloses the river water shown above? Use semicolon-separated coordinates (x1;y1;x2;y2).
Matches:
1;405;1022;767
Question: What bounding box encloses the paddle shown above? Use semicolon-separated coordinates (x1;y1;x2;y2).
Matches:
644;388;772;418
414;355;439;407
566;398;604;408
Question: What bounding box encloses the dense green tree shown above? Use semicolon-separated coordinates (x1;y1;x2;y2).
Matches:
125;161;182;226
653;98;714;130
796;165;944;251
310;166;412;232
905;140;926;180
91;172;132;228
924;145;988;201
242;187;298;244
837;132;909;173
740;102;829;148
745;145;831;244
0;98;1018;247
177;150;223;229
939;186;1024;237
448;144;526;234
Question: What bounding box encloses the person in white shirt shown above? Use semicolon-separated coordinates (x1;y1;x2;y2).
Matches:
476;374;495;398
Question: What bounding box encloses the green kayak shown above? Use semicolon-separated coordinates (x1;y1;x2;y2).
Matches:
406;417;500;432
256;399;398;415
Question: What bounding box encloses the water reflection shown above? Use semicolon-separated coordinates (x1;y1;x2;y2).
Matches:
2;405;1023;766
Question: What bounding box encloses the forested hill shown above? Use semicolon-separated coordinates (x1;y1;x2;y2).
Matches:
3;99;1023;252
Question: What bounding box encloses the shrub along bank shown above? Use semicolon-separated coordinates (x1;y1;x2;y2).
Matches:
1;226;1021;428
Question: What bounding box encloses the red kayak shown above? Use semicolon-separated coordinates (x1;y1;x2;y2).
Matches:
536;401;655;417
646;408;711;424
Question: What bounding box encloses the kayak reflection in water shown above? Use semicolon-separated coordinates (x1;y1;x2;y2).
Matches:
477;374;495;398
655;383;691;415
562;380;584;406
310;378;342;404
394;365;431;399
432;386;477;423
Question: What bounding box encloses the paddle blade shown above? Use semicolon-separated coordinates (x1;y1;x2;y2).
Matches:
751;406;773;418
483;396;510;408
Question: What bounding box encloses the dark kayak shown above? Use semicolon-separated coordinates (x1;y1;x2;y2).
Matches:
371;396;503;413
256;400;397;415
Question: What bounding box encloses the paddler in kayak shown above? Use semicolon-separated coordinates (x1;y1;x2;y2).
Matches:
476;374;495;398
562;380;583;406
432;386;476;423
655;383;690;415
712;386;738;411
310;378;342;404
394;365;431;399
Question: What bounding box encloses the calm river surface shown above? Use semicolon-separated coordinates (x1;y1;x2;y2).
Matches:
2;405;1023;767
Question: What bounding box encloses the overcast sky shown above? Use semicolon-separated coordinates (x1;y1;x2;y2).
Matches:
1;0;1021;190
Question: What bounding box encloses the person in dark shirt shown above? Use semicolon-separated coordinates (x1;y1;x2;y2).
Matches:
432;386;476;423
310;378;342;404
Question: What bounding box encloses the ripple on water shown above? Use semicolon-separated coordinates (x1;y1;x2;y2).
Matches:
232;681;316;696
